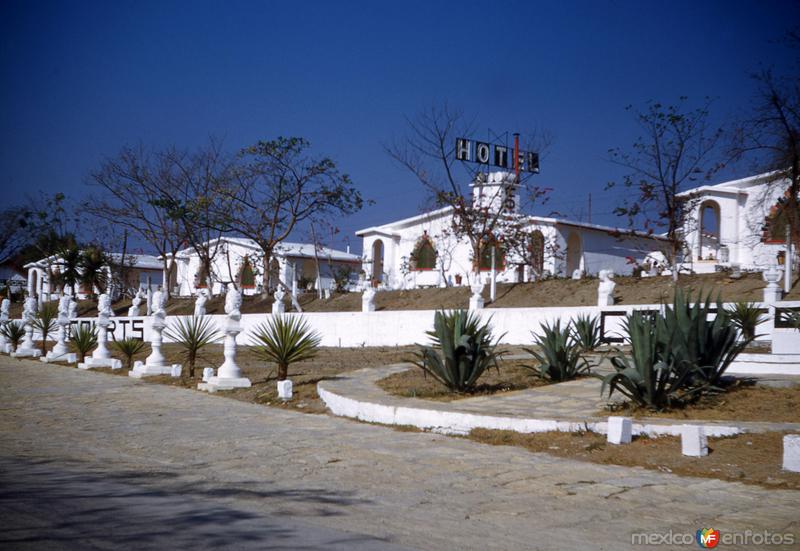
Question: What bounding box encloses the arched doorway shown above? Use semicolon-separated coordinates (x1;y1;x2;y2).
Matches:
698;201;720;261
529;230;545;277
566;232;582;274
371;240;384;286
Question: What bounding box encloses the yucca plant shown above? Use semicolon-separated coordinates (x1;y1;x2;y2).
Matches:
0;321;26;352
31;302;58;354
570;313;602;351
112;337;146;370
250;315;321;381
411;309;503;392
602;311;702;410
726;301;766;342
526;320;591;382
164;316;221;378
661;289;749;388
70;324;97;363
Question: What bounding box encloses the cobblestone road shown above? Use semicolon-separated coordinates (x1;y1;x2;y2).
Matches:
1;357;798;550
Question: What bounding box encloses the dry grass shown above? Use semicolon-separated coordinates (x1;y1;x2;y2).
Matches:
376;359;548;401
469;429;800;490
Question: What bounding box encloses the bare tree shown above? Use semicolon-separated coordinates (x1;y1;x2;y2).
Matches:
0;206;30;265
606;98;724;281
88;145;189;296
729;33;800;279
213;137;364;304
385;104;552;287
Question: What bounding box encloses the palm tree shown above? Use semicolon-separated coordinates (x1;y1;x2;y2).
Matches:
164;316;221;378
79;246;108;298
55;244;82;297
249;315;321;381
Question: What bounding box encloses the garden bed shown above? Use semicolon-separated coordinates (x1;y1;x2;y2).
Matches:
469;428;800;490
603;382;800;423
375;360;548;401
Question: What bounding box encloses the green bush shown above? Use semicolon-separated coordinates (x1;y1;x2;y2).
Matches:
602;311;701;410
726;302;766;341
661;289;749;388
70;324;97;363
250;315;321;381
411;310;503;392
0;320;26;351
164;316;221;378
602;290;752;410
31;302;59;354
526;320;591;382
571;313;602;351
112;337;146;370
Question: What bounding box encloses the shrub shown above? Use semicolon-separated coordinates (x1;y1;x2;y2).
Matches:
164;316;221;378
601;311;701;410
570;313;602;351
0;320;26;351
525;320;591;382
726;302;766;341
661;289;749;388
250;315;321;381
31;302;58;354
70;324;97;363
411;309;503;392
112;337;146;370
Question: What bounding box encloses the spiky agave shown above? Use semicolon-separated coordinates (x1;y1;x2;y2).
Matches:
249;315;321;381
164;316;221;378
70;323;98;363
412;309;503;393
0;320;26;351
31;302;59;354
112;337;147;370
726;301;766;342
526;319;591;382
570;313;602;351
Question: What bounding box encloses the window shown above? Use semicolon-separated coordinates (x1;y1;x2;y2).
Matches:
477;237;505;271
239;257;255;288
411;236;437;271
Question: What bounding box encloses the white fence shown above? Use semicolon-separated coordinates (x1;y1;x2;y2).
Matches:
59;300;800;347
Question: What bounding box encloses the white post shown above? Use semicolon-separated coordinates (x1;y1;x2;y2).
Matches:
490;247;496;303
92;318;112;360
786;225;793;295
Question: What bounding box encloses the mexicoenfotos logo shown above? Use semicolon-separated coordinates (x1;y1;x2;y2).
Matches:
696;528;720;548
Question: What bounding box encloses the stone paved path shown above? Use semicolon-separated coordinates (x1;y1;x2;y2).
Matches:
1;357;799;550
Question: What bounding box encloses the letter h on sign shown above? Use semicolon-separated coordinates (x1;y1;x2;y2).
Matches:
456;138;471;161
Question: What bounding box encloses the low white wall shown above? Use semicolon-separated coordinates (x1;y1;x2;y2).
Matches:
60;299;799;347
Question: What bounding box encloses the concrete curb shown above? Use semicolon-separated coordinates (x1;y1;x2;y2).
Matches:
318;367;800;438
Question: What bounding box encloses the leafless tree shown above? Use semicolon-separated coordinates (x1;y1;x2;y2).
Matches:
606;98;724;281
212;137;364;305
729;32;800;275
385;103;552;285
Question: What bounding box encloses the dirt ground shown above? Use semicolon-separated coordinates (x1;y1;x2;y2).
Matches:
11;271;799;318
608;382;800;423
469;428;800;491
376;359;547;401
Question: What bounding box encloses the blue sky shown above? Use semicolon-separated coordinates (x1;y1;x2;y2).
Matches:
1;0;797;254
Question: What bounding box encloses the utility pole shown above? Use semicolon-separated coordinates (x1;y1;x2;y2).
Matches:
588;193;592;224
786;225;793;295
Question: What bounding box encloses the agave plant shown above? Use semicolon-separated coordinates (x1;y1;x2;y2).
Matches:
411;309;503;392
164;316;221;378
112;337;147;370
726;301;766;342
250;315;321;381
525;320;591;382
570;313;602;351
31;301;58;354
661;289;749;387
0;320;26;352
70;323;97;363
601;311;702;410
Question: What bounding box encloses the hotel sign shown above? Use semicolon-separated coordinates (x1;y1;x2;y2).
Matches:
455;137;539;174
